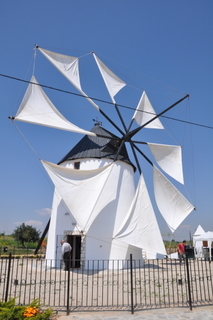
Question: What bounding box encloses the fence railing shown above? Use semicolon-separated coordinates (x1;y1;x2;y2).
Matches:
0;254;213;314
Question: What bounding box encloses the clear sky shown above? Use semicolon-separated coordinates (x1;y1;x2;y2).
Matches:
0;0;213;241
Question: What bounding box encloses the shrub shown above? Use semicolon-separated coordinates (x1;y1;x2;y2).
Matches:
0;298;53;319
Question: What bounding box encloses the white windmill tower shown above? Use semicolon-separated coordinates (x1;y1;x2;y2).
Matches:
10;46;195;268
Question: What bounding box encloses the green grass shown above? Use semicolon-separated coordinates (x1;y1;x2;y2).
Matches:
0;234;41;256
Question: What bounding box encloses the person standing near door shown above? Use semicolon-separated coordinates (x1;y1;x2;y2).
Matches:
61;239;72;271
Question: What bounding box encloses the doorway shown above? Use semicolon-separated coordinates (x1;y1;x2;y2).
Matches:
67;235;81;268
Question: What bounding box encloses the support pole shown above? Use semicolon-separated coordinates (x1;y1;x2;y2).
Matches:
34;219;50;255
66;255;71;315
130;254;134;314
185;253;193;310
5;253;12;302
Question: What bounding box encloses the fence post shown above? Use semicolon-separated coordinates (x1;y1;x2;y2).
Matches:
5;253;12;302
185;253;192;310
130;254;134;314
66;254;71;315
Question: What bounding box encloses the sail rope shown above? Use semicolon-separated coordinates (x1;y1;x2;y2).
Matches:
9;52;36;117
13;122;41;160
32;46;37;76
93;52;186;96
166;98;196;207
11;122;79;228
182;98;196;208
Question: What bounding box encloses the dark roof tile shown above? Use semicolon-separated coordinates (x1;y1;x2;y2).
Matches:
58;124;135;170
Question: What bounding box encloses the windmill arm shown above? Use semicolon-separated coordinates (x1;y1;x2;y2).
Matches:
99;108;125;136
112;102;146;171
117;110;143;173
77;88;125;136
133;142;153;166
34;219;50;255
129;94;189;139
129;141;142;174
131;140;147;145
112;105;142;173
114;103;128;132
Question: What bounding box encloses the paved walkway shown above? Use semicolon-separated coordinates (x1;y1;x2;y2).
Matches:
55;306;213;320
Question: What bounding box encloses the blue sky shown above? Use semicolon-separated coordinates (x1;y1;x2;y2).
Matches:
1;1;213;241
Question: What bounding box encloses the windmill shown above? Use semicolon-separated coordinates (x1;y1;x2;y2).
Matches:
10;46;195;267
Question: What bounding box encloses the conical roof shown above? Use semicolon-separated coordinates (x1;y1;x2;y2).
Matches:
58;124;135;170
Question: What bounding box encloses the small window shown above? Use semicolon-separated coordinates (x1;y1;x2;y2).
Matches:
74;161;80;169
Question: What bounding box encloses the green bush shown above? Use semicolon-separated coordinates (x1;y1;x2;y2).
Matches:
0;298;53;320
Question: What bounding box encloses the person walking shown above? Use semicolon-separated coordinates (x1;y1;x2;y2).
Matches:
177;240;186;264
61;239;72;271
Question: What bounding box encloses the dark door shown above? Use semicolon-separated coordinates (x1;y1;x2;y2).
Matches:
67;235;81;268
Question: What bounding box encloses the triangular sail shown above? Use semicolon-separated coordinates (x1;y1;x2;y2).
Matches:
38;47;100;111
114;174;166;256
132;91;164;129
148;143;184;184
153;165;194;233
38;47;82;90
14;76;96;136
93;53;126;104
41;160;115;231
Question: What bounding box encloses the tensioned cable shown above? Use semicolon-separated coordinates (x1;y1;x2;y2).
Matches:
32;46;37;76
14;123;41;160
2;72;213;131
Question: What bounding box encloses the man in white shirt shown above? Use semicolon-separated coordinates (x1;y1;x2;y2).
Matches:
61;240;72;271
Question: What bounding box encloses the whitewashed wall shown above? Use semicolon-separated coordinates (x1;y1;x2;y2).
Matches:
46;158;143;266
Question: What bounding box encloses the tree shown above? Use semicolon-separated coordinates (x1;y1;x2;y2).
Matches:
12;223;41;248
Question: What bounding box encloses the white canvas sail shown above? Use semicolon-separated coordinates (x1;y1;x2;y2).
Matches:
148;143;184;184
41;160;116;231
38;47;100;111
114;174;166;256
132;91;164;129
15;76;96;136
153;165;194;233
38;47;82;90
93;53;126;104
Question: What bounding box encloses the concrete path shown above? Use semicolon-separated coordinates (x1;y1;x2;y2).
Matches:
55;306;213;320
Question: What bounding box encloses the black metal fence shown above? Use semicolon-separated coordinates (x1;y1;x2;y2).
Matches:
0;254;213;314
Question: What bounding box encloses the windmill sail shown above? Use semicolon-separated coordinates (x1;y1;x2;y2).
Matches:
38;47;100;111
148;143;184;184
153;165;194;233
14;76;96;136
38;47;82;90
93;53;126;104
114;174;166;257
132;91;164;129
41;160;117;231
